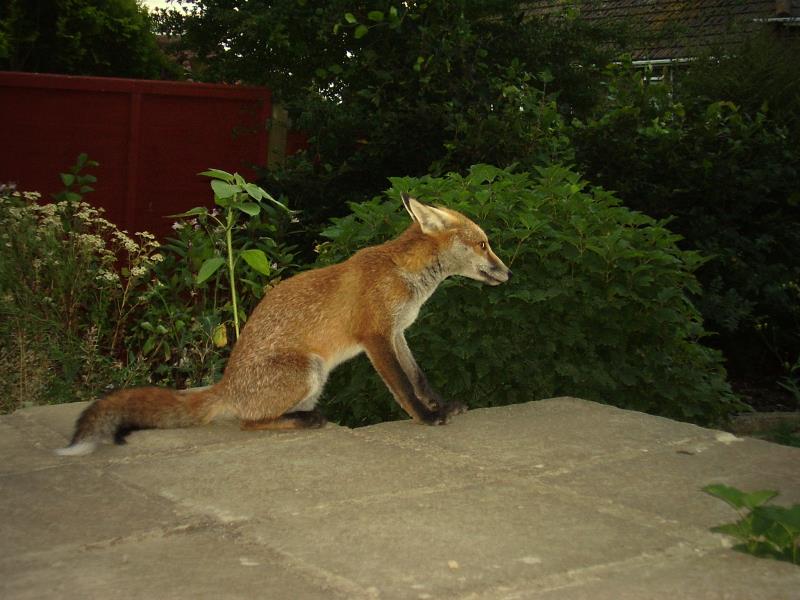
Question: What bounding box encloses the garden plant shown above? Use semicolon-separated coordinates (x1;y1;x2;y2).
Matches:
705;484;800;565
317;164;740;426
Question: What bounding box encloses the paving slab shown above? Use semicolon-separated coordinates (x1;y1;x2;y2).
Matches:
2;397;799;599
2;525;353;600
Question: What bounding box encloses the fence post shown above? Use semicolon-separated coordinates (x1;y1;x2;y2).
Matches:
267;104;289;170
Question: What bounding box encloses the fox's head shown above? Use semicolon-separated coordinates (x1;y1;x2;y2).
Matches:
401;193;512;286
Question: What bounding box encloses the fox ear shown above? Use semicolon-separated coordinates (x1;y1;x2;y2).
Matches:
401;193;455;234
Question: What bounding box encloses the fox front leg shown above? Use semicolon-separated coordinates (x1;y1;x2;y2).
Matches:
393;333;468;418
363;335;453;424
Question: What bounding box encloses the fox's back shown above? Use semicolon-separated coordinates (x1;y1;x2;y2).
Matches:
226;231;423;369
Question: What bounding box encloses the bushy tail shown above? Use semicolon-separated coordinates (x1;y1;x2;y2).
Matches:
55;386;220;456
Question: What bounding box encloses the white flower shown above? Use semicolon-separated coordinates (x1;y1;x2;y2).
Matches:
171;221;185;230
97;270;119;283
113;230;139;253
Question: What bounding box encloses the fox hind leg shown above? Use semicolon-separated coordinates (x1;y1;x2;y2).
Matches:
240;409;327;431
230;353;328;431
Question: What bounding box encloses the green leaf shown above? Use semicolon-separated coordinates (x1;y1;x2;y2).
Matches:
354;24;368;39
196;257;225;284
244;183;264;200
214;194;232;208
344;12;357;24
211;180;240;199
76;153;88;168
367;10;384;21
166;206;208;219
760;505;800;534
710;522;750;542
743;489;780;510
703;484;749;509
237;202;261;216
60;173;75;187
240;249;271;275
199;168;234;181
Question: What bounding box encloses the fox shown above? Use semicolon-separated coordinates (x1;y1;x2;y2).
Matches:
56;194;511;456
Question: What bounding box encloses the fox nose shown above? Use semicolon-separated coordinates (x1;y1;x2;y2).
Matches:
506;269;513;280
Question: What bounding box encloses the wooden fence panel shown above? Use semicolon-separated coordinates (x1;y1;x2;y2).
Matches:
0;72;293;237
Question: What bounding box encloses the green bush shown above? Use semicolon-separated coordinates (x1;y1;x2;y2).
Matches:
571;65;800;382
0;161;160;411
316;164;742;427
0;158;298;410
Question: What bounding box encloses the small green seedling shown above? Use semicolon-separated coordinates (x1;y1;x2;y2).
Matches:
704;484;800;565
169;169;289;340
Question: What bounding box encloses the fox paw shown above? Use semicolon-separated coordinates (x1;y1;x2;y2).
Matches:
444;401;468;416
421;402;467;425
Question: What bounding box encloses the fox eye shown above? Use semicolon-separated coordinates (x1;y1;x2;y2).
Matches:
479;241;487;250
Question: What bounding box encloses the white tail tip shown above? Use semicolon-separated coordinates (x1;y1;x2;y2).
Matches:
54;441;97;456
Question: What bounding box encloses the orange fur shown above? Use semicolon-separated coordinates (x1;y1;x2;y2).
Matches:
57;196;511;455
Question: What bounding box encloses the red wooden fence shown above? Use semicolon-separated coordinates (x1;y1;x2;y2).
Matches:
0;72;299;238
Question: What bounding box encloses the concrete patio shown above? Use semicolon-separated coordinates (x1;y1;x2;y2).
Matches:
2;397;798;599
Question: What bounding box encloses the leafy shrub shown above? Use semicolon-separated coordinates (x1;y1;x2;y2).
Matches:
127;181;298;390
316;164;741;427
0;157;160;411
571;66;800;382
0;158;298;409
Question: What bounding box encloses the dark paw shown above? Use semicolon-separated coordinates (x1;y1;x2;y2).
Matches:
444;401;468;416
308;411;327;428
420;407;452;426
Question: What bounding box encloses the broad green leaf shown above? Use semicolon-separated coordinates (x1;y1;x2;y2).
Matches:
76;153;88;168
703;484;748;510
237;202;261;216
367;10;384;21
60;173;75;187
211;180;240;199
468;164;500;184
166;206;208;218
199;168;234;181
344;12;357;24
759;505;800;534
196;256;225;284
244;183;264;200
354;24;368;39
743;489;780;510
240;248;271;275
64;191;81;202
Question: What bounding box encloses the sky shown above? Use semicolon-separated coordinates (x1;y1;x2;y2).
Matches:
140;0;172;10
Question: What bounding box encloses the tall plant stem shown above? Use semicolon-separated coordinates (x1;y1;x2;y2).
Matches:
225;211;241;340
